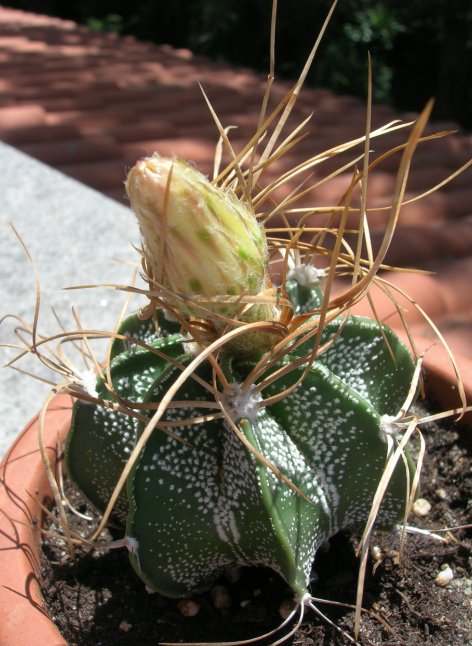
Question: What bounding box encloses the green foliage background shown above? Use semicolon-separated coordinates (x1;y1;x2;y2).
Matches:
6;0;472;127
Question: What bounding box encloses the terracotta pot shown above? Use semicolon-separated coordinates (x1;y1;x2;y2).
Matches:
0;393;72;646
347;275;472;425
0;350;470;646
416;338;472;427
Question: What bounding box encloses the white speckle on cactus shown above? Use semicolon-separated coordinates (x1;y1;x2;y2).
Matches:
287;264;326;287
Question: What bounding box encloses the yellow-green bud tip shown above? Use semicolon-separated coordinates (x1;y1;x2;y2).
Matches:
125;154;270;324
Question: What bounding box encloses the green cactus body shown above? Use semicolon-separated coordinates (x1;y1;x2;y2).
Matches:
65;279;415;601
284;274;324;315
65;312;186;522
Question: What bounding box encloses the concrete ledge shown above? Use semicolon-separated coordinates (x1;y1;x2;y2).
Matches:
0;142;142;456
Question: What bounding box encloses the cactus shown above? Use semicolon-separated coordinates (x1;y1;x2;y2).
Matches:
65;180;416;601
58;8;425;623
5;3;468;640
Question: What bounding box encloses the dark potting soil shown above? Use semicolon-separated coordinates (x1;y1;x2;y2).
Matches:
42;410;472;646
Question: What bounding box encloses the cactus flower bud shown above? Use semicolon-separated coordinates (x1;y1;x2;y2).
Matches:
125;154;274;332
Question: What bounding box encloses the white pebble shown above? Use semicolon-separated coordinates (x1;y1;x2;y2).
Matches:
370;545;382;561
177;599;201;617
412;498;432;517
435;566;454;587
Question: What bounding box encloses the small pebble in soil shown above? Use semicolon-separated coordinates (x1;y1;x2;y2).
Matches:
370;545;382;561
435;488;447;500
412;497;432;517
389;549;402;565
211;584;231;609
279;598;296;619
177;599;201;616
435;566;454;587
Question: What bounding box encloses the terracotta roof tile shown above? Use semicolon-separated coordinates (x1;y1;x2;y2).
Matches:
0;121;79;144
0;104;46;129
0;6;471;364
371;216;472;266
121;138;215;172
21;135;121;166
56;158;127;190
105;119;178;143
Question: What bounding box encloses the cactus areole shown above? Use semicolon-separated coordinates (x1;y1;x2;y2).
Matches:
65;156;416;602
